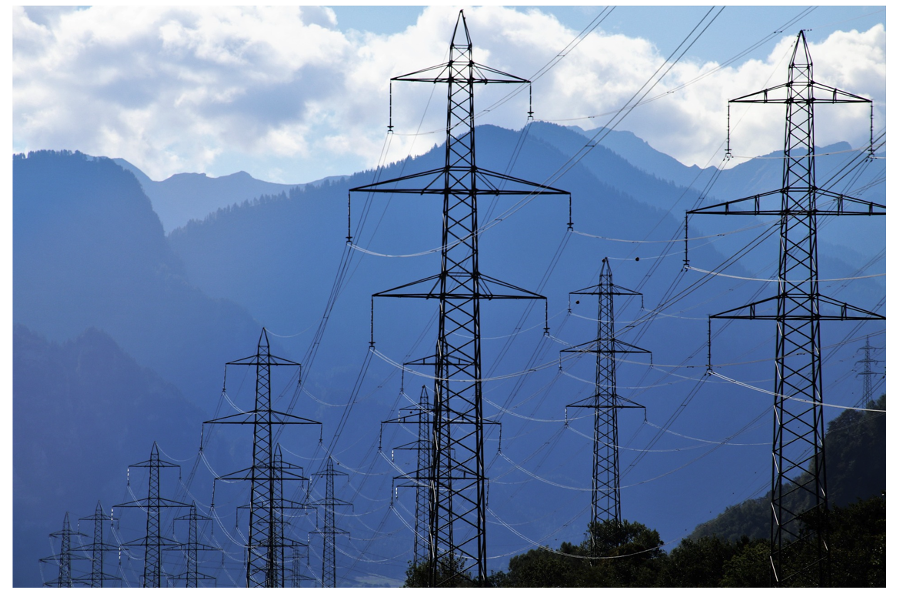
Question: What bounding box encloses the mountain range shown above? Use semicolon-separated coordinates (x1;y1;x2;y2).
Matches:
12;121;885;587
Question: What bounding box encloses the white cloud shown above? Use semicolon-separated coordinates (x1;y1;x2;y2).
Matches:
12;6;886;181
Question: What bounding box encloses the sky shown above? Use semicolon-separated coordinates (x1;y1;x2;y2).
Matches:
11;4;887;184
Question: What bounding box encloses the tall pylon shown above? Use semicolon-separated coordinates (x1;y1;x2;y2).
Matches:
349;11;570;585
562;258;648;529
381;384;432;565
312;457;350;588
40;512;86;587
686;30;885;586
115;442;190;587
75;501;120;587
170;502;219;587
204;328;320;588
855;336;883;407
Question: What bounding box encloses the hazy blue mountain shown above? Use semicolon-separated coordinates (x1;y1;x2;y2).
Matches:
113;157;345;232
162;123;884;586
13;121;884;587
13;150;270;408
13;324;206;588
569;125;887;262
566;124;713;192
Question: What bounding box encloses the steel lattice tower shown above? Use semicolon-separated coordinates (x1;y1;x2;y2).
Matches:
170;502;219;587
273;444;312;588
349;11;570;585
40;512;86;587
687;31;885;587
204;328;320;588
313;457;350;588
74;501;120;588
855;336;882;407
115;442;190;588
381;384;432;565
562;258;648;528
289;545;314;587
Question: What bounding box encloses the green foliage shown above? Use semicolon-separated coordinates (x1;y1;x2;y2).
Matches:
719;538;772;587
498;520;665;588
660;535;738;587
689;396;886;543
403;556;475;588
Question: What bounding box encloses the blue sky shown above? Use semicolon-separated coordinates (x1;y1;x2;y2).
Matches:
12;4;886;184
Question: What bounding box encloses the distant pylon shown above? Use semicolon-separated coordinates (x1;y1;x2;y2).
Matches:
312;457;351;588
381;384;432;565
169;502;219;587
40;512;86;587
272;444;313;587
289;544;314;587
562;258;648;530
687;30;885;587
204;328;320;588
74;501;120;587
855;336;883;407
349;10;571;585
115;442;190;588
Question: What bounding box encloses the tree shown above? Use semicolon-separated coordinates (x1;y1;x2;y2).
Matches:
403;555;474;588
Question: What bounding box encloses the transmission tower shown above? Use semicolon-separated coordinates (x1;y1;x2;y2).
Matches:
312;457;351;588
288;544;314;587
686;30;885;587
349;10;570;585
204;328;320;588
74;501;120;587
562;258;648;528
40;512;86;587
115;442;190;587
272;444;313;588
855;336;883;407
381;384;432;565
169;502;219;587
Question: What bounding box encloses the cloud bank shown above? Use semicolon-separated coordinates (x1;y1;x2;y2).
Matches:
13;6;886;182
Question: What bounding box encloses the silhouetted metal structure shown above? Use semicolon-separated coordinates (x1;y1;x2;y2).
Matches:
562;258;647;528
687;30;885;587
855;336;882;407
204;328;320;588
115;442;190;588
169;502;219;588
272;445;313;587
75;501;120;587
381;384;432;566
40;512;86;587
349;10;570;585
312;457;350;588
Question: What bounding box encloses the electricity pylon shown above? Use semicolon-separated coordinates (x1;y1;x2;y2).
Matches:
349;10;570;585
169;502;219;587
272;444;313;588
686;30;885;587
562;258;648;529
381;384;432;565
855;336;882;407
115;442;190;588
40;512;86;587
204;328;320;588
288;545;314;587
75;501;120;587
312;457;350;588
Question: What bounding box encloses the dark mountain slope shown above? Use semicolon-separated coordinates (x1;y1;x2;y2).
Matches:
13;324;206;587
13;150;269;407
689;395;886;542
